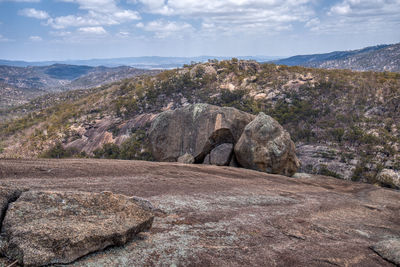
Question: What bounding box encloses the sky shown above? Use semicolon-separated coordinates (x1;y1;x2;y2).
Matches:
0;0;399;61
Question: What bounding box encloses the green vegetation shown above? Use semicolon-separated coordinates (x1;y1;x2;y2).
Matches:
317;165;342;179
93;130;153;161
41;142;76;159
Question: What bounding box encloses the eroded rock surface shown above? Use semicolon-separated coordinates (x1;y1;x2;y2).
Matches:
371;238;400;265
0;190;154;266
0;187;22;226
0;159;399;266
177;153;195;164
235;113;300;176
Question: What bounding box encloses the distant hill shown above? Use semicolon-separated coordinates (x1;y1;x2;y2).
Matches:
0;64;159;109
273;43;400;72
0;56;279;69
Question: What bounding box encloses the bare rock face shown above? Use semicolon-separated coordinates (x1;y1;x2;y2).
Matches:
0;187;22;226
202;154;210;164
0;190;154;266
148;104;255;163
209;143;233;166
177;153;195;164
376;169;400;189
234;113;300;176
371;238;400;265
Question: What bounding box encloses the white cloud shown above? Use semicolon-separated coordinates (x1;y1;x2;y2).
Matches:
137;20;193;38
116;31;130;38
0;0;40;2
17;1;140;30
19;8;49;19
50;31;72;37
0;34;12;42
78;26;107;34
59;0;120;13
134;0;314;35
329;0;400;16
309;0;400;34
330;4;351;15
29;35;42;41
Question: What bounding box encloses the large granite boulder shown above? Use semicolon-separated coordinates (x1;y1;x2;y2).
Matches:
148;104;255;162
234;113;300;176
0;190;154;266
376;169;400;189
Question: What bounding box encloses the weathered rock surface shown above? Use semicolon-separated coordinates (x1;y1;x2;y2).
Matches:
235;113;300;176
202;154;210;164
376;169;400;189
0;159;399;266
148;103;255;162
371;238;400;265
0;187;22;227
0;190;154;266
209;143;233;166
296;144;357;180
177;153;195;164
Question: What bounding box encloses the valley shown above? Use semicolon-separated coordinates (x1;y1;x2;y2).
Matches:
0;64;159;109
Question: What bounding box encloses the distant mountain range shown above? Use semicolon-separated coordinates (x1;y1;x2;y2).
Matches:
0;56;279;69
273;43;400;72
0;64;159;108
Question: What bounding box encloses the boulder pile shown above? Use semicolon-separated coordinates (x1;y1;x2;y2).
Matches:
149;104;300;176
0;188;154;266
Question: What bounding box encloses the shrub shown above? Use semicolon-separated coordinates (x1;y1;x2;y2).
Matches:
93;143;120;159
317;165;342;179
41;142;75;158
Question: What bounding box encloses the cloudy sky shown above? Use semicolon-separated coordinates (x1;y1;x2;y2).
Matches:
0;0;399;61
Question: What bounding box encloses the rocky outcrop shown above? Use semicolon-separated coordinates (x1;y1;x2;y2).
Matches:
376;169;400;189
0;190;154;266
149;104;299;176
234;113;299;176
296;144;357;180
148;104;255;163
371;238;400;265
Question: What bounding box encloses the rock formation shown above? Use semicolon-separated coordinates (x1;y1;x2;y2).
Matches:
149;104;299;176
0;189;154;266
148;103;255;163
234;113;300;176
